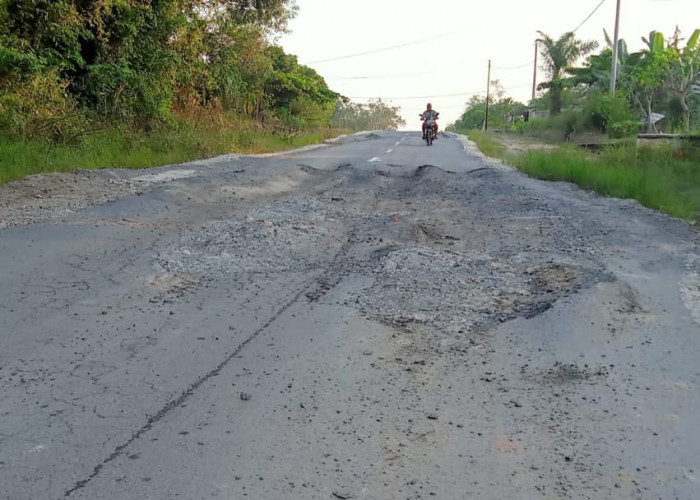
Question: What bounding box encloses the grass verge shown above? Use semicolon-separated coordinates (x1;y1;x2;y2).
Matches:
0;116;348;185
463;129;509;158
464;130;700;221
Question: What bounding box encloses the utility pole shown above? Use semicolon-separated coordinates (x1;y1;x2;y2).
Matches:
531;39;540;102
484;59;491;131
610;0;622;95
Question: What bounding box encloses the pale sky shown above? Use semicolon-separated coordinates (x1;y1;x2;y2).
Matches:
278;0;700;130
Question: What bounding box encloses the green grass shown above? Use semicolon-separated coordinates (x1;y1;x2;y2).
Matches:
463;129;509;158
0;119;345;185
465;129;700;221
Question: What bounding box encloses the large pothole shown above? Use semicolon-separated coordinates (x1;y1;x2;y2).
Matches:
353;246;585;333
158;200;345;276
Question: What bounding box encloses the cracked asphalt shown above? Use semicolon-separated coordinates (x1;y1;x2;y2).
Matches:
1;131;699;499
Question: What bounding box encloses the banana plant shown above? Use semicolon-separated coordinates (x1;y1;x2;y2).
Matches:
629;31;673;132
568;30;631;93
666;28;700;131
642;31;666;53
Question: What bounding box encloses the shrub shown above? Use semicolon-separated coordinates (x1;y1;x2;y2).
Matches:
608;120;642;138
580;93;637;135
0;46;44;84
0;69;87;144
83;63;173;128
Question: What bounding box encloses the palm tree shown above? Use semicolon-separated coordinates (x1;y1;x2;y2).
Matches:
537;31;598;114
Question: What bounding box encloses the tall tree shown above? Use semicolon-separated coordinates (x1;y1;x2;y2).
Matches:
263;45;338;125
536;31;598;115
0;0;358;142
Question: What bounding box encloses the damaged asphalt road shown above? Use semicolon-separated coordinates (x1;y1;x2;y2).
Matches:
0;131;699;499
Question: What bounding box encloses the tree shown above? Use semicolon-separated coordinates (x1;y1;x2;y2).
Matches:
629;31;673;132
263;45;338;126
450;95;487;130
208;0;298;35
536;31;598;115
569;30;632;95
366;98;405;130
207;22;271;114
666;28;700;131
569;27;700;133
331;99;405;131
448;91;527;131
0;0;312;139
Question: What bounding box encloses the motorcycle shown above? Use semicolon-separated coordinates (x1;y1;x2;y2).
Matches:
420;113;439;146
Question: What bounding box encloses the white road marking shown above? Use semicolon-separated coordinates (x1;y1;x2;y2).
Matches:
368;157;382;163
386;149;394;153
133;170;198;183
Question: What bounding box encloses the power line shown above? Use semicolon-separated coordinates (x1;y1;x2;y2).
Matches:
347;84;531;101
324;66;443;80
572;0;607;33
348;91;483;100
494;1;607;73
304;34;448;65
493;61;534;70
430;104;471;110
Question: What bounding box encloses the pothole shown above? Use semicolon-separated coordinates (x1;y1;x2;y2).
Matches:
353;247;584;332
158;200;343;277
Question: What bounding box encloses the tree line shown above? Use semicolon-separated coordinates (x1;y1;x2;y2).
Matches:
450;27;700;137
0;0;403;144
331;99;406;131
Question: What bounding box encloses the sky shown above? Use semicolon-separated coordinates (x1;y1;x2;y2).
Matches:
277;0;700;130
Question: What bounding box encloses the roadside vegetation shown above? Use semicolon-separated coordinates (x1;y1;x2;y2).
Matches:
449;27;700;221
0;0;404;184
0;116;340;184
490;133;698;220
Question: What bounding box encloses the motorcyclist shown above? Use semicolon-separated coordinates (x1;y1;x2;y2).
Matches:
420;103;439;140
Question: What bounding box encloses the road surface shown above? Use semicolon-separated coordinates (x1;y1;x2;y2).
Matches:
1;131;699;499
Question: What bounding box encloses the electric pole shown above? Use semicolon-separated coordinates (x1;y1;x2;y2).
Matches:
484;59;491;131
531;40;540;102
610;0;621;95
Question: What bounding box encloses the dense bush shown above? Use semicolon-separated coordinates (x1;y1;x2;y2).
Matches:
580;93;640;136
0;0;342;143
0;69;86;143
